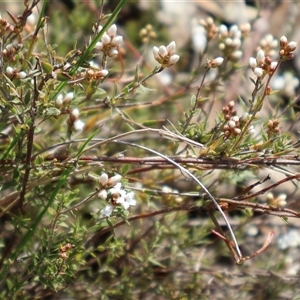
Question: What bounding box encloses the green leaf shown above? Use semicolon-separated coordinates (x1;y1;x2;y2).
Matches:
45;107;61;116
135;84;156;94
76;128;100;158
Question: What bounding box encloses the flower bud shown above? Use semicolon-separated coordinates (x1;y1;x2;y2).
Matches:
99;173;109;186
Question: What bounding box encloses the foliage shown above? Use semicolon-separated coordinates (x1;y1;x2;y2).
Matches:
0;1;300;299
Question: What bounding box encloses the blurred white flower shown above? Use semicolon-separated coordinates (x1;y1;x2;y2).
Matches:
271;72;299;97
191;22;207;53
73;119;85;132
153;41;180;67
101;204;114;217
95;24;123;57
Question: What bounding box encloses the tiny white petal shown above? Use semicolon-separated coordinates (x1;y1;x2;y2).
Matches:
64;92;74;103
101;204;114;217
219;24;228;37
231;50;243;61
100;69;109;77
109;174;122;186
249;57;257;68
98;189;108;200
229;25;239;36
107;24;117;37
232;116;239;123
166;41;176;54
55;95;63;107
256;49;265;65
232;38;241;48
169;54;180;65
288;41;297;51
153;46;159;58
101;33;111;45
71;108;80;119
125;191;136;207
234;128;241;134
6;66;14;75
73;119;85;132
18;71;27;79
112;36;123;46
280;36;287;43
254;67;263;77
228;120;236;128
225;37;233;46
108;49;118;57
270;61;278;70
158;45;168;57
191;25;207;53
214;57;224;66
99;173;109;186
95;42;103;51
96;25;103;33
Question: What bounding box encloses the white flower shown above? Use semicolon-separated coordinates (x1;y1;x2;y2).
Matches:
107;24;117;37
108;49;118;57
125;191;136;207
256;49;265;65
288;41;297;52
73;119;85;132
219;24;228;38
228;120;236;128
98;189;108;200
271;72;299;97
101;204;114;217
108;174;122;186
270;61;278;70
191;23;207;53
95;24;123;57
211;57;224;67
280;35;287;44
249;57;257;68
64;92;74;103
55;94;63;107
17;71;27;79
153;41;180;67
108;182;122;195
71;108;80;119
254;67;263;77
95;42;103;51
6;66;14;75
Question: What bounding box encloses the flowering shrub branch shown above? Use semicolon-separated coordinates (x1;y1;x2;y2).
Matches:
0;1;300;298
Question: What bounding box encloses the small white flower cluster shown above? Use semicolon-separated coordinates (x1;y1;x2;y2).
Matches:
98;173;136;217
95;24;123;57
267;192;287;208
153;41;180;68
271;71;299;98
218;24;249;62
68;108;85;132
249;49;277;78
279;35;297;60
258;34;278;57
55;92;74;108
6;66;27;79
223;115;241;137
